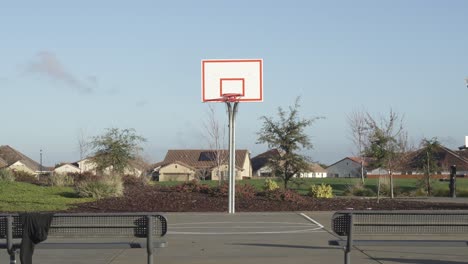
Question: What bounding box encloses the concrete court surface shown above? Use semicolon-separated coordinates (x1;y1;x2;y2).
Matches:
2;211;468;264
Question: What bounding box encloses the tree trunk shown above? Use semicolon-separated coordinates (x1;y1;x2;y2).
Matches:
361;160;365;184
390;172;394;199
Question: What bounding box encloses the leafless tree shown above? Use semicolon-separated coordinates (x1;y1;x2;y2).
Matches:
203;104;227;185
347;109;369;184
77;129;90;173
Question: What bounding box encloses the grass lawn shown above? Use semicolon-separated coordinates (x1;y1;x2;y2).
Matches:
154;177;468;197
3;176;467;212
0;181;94;212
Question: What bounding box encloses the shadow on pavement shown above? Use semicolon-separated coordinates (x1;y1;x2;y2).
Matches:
230;243;340;250
375;258;467;264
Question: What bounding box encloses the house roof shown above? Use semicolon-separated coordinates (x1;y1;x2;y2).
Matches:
0;157;7;168
54;163;80;169
326;157;370;169
0;145;42;171
404;145;468;171
307;163;326;173
160;160;197;171
158;149;249;170
251;149;281;172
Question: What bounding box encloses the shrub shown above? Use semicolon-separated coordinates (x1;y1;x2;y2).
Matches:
122;174;149;186
376;176;401;196
75;176;123;199
209;182;229;197
262;189;306;203
344;182;375;197
352;188;376;197
69;172;96;183
308;183;333;198
13;171;41;185
236;184;257;199
48;173;74;187
0;169;15;182
263;179;279;191
171;179;203;193
411;188;428;197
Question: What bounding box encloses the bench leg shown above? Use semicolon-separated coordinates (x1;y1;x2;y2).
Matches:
147;215;154;264
9;250;16;264
344;214;354;264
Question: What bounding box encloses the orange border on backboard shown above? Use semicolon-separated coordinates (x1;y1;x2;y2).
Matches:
201;59;263;102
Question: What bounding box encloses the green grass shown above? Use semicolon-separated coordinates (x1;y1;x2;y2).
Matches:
153;177;468;197
0;181;95;212
3;177;468;212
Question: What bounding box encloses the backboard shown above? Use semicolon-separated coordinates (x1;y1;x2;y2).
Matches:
201;59;263;102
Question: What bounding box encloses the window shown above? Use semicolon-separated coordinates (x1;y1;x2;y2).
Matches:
199;151;216;161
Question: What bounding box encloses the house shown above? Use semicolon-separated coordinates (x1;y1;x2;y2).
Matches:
298;163;328;178
72;157;145;177
251;149;281;177
53;163;81;174
401;146;468;176
326;157;369;178
152;149;252;181
0;145;48;175
0;157;7;169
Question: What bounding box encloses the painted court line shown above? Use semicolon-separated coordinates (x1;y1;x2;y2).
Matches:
168;214;325;235
299;213;325;229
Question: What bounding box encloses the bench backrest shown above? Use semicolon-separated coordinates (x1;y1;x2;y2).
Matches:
332;210;468;236
0;213;167;239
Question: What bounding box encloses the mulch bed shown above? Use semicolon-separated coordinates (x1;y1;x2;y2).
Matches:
66;184;468;213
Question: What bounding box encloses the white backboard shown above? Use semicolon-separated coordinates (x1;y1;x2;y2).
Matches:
201;59;263;102
465;136;468;147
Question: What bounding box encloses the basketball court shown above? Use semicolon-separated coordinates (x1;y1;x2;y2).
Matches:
2;211;468;263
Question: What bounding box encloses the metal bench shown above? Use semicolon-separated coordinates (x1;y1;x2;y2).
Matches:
329;210;468;264
0;213;168;264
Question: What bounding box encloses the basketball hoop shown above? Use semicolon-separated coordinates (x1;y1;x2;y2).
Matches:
222;93;242;103
203;93;243;103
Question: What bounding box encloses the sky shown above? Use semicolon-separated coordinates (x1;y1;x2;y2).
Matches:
1;0;468;167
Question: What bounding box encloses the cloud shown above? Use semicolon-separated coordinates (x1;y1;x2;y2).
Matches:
27;51;94;94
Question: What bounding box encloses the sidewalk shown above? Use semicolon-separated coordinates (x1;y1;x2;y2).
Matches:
396;196;468;204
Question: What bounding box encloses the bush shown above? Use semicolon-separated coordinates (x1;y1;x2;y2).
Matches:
75;176;124;199
236;184;256;199
122;174;149;186
308;183;333;198
48;173;74;187
263;179;279;191
209;182;229;197
68;172;96;183
344;182;375;197
262;189;306;203
171;179;204;193
411;188;429;197
0;169;15;182
376;176;401;196
13;171;41;185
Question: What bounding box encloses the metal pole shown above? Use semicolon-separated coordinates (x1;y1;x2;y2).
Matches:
147;215;154;264
226;102;239;214
7;215;16;264
345;213;354;264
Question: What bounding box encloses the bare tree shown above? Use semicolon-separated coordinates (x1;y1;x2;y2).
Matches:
203;104;227;184
77;129;90;173
347;109;369;184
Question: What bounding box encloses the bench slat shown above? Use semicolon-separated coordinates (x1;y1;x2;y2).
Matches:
329;239;468;247
1;241;168;249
